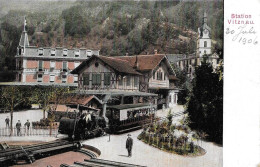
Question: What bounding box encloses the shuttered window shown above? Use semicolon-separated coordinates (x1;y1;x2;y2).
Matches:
127;76;131;86
83;74;89;86
92;73;101;85
119;78;123;85
39;61;43;71
63;62;67;71
134;76;138;87
104;73;111;86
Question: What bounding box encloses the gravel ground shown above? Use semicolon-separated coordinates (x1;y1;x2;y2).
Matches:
83;106;223;167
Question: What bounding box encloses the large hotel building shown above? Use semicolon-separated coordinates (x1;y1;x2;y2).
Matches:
15;18;99;86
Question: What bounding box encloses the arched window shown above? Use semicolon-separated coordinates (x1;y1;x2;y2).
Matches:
204;41;207;47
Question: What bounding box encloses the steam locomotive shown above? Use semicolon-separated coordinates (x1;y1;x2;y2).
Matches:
58;114;106;140
58;103;157;139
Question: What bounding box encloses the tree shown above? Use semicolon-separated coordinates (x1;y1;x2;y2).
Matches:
171;64;191;105
1;86;30;136
187;60;223;144
31;86;70;119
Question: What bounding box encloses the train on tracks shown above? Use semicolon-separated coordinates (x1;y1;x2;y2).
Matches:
58;103;157;139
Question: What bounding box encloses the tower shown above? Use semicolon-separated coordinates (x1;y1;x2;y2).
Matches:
197;12;211;58
18;16;29;55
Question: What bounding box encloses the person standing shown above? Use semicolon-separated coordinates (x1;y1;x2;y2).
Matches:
126;134;133;157
16;120;22;136
5;117;9;128
24;120;30;135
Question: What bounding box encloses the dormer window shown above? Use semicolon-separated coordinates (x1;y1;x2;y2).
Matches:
63;49;68;56
51;49;56;56
38;49;43;56
75;50;80;57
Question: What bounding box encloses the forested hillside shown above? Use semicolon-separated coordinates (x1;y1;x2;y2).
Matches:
0;0;223;72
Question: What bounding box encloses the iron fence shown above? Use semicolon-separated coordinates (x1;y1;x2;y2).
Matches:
0;127;58;137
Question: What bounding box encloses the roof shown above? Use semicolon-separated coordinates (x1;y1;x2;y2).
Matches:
116;54;165;71
55;105;75;112
19;31;29;47
107;103;155;110
98;56;142;75
71;55;142;75
58;95;101;106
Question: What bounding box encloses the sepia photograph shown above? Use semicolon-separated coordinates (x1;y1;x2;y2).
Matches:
0;0;224;166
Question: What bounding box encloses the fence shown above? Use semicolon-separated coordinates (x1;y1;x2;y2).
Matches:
0;127;58;137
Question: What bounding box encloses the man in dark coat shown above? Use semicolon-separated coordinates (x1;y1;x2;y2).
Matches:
24;120;30;130
126;134;133;157
16;120;22;136
5;117;9;128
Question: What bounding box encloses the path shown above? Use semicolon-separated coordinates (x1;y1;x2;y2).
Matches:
83;129;222;167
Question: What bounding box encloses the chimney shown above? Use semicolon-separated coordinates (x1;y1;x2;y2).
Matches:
126;52;129;56
154;49;158;55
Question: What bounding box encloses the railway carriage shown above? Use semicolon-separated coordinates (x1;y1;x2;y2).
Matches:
106;103;157;133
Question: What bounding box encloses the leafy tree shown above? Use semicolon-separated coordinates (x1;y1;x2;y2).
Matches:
187;60;223;144
0;86;30;136
31;86;70;119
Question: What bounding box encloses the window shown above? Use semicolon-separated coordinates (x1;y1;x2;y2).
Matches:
63;49;68;56
134;76;138;87
62;62;67;72
62;75;67;83
50;61;55;69
50;75;55;83
83;73;89;86
75;50;80;57
204;41;207;47
38;49;43;56
169;95;172;103
119;78;123;86
164;73;166;80
74;75;78;83
18;48;22;55
157;70;163;80
51;49;55;56
126;76;131;86
104;73;111;86
92;73;101;85
39;61;43;71
75;62;80;68
37;74;43;82
153;72;155;79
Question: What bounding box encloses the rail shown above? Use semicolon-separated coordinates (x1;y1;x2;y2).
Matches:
0;140;78;164
0;127;58;137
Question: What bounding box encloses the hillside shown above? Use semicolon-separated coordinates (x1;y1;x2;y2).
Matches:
0;0;223;73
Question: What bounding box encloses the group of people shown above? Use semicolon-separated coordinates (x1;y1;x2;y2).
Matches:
127;108;155;120
5;117;30;136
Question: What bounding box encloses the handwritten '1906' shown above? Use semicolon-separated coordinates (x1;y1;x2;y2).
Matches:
226;24;258;45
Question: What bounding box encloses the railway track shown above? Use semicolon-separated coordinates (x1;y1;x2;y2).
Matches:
61;158;146;167
0;139;80;165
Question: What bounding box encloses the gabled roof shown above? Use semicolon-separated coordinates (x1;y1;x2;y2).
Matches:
58;95;101;106
71;55;142;75
116;54;165;71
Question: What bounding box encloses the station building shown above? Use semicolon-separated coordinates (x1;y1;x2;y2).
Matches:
71;52;179;109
